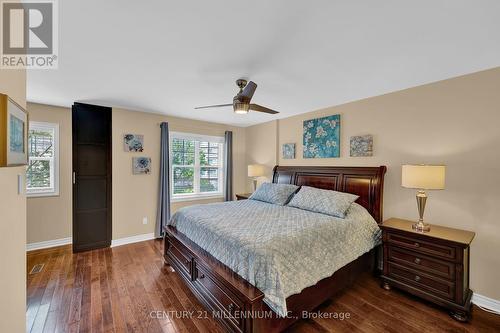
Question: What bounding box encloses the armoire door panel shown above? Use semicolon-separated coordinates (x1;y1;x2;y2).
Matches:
75;211;108;245
76;144;107;176
76;178;107;210
73;102;112;252
75;108;109;144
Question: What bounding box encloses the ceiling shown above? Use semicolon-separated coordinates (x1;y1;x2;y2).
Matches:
27;0;500;127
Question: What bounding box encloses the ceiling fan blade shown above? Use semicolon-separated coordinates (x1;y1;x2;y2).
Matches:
194;103;233;110
249;104;279;114
240;81;257;101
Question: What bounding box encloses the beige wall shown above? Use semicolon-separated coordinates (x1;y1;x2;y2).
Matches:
0;69;27;332
246;67;500;300
112;108;246;239
27;103;72;243
245;120;278;191
26;105;246;242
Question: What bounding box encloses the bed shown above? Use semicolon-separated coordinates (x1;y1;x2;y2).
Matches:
164;165;387;333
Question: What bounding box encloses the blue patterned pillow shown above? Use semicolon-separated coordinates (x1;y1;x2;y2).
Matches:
249;183;299;206
287;186;359;218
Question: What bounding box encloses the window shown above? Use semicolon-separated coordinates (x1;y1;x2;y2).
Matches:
170;132;224;201
26;122;59;196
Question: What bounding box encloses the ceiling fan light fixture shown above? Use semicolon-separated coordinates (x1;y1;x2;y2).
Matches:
195;79;279;115
233;102;249;114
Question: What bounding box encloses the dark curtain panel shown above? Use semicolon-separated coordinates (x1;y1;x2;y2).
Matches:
155;122;171;238
224;131;233;201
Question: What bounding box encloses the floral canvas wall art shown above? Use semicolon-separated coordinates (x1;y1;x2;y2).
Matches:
350;135;373;157
133;157;151;174
124;134;144;152
1;94;28;166
303;114;340;158
282;143;295;159
9;114;25;153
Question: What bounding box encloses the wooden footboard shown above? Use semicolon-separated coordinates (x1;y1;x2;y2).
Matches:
163;165;385;332
164;225;376;333
165;225;264;333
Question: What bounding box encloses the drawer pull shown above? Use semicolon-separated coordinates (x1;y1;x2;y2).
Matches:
228;303;235;313
414;258;421;264
198;273;205;279
414;242;420;248
414;275;421;282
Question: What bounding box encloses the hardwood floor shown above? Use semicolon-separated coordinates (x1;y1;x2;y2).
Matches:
27;240;499;333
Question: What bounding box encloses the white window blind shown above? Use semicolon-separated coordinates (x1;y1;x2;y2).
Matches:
26;121;59;196
170;132;224;201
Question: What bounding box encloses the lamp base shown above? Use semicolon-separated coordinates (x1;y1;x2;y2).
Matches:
412;221;431;232
413;190;430;232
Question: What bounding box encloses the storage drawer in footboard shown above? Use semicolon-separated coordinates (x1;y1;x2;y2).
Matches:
194;261;244;332
163;227;266;333
165;235;193;280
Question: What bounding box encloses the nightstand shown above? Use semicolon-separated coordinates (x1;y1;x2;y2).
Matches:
380;218;475;322
235;193;252;200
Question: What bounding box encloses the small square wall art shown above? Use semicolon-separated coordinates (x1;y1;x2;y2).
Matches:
124;134;144;152
350;135;373;157
303;114;340;158
133;157;151;174
282;143;296;159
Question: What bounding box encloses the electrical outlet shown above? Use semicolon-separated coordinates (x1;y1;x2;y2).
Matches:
142;217;148;225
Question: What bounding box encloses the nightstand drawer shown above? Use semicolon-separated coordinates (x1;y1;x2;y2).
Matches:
388;262;455;301
388;246;455;280
387;232;456;261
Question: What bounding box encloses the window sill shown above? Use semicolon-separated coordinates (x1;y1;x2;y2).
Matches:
27;191;59;198
171;194;224;203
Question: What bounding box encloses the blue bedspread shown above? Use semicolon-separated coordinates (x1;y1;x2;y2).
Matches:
168;199;381;316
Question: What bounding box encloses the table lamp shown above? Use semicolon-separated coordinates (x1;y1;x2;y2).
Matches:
401;165;446;232
248;164;265;191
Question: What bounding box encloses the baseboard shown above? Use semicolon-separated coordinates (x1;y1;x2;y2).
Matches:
472;293;500;313
26;233;158;251
111;233;156;248
26;237;72;251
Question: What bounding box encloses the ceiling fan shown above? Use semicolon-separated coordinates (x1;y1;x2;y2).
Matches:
195;79;279;115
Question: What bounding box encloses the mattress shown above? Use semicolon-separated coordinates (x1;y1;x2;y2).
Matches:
168;199;381;316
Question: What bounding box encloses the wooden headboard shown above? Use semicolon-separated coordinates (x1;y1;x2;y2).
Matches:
272;165;387;223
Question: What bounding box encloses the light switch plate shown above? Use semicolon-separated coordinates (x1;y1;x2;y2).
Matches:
18;174;23;195
142;217;148;225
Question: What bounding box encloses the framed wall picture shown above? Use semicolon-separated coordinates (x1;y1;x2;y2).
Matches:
303;114;340;158
350;135;373;157
132;157;151;174
282;143;296;159
124;134;144;152
0;93;28;167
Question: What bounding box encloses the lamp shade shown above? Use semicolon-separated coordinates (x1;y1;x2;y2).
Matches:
402;165;445;190
248;164;265;177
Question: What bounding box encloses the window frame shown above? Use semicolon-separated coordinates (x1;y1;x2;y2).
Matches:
170;132;225;202
26;121;60;197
